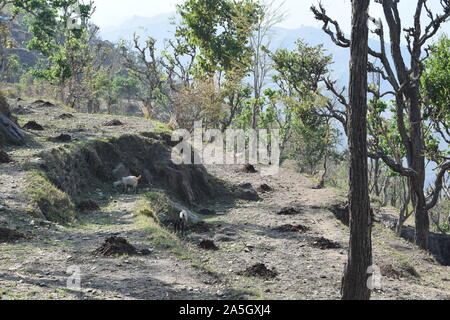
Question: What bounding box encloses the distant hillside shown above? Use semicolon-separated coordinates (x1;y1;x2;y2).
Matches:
3;17;37;68
98;13;352;84
99;12;177;45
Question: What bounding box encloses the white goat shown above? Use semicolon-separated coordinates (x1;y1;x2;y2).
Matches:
113;175;142;193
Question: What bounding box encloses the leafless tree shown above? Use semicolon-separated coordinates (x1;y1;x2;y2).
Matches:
120;34;167;119
249;0;286;129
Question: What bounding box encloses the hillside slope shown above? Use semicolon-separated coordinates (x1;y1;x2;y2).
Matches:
0;100;448;300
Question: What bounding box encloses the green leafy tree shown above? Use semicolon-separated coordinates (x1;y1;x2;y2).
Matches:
162;0;261;128
176;0;261;78
4;0;93;55
422;34;450;153
266;39;338;174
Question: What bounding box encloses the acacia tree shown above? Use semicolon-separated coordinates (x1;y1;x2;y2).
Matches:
312;0;450;250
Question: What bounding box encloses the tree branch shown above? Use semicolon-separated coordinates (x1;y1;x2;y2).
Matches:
425;161;450;210
311;3;350;48
368;151;418;177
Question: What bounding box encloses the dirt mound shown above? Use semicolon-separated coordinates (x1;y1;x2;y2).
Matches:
0;149;12;163
31;99;45;105
241;164;257;173
276;207;303;215
380;264;420;279
104;119;124;126
380;264;402;279
92;237;139;256
0;227;24;243
257;184;273;193
22;120;44;131
77;200;100;212
49;134;72;143
30;100;55;108
42;102;55;108
273;224;309;233
199;239;219;251
234;184;260;201
237;263;278;279
56;113;74;119
328;202;349;225
310;237;342;250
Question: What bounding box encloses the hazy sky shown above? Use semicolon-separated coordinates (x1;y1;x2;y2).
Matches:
91;0;450;35
90;0;353;30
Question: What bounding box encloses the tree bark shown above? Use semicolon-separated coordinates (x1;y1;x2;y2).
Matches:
341;0;372;300
409;89;428;250
142;101;153;119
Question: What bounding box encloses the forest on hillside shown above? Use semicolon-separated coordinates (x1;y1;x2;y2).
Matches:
0;0;449;302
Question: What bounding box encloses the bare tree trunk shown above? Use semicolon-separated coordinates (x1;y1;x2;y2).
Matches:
396;179;411;236
318;120;331;189
341;0;372;300
373;158;381;197
318;154;327;189
414;198;429;249
87;99;93;114
381;176;391;206
92;100;100;114
142;101;153;119
409;92;428;250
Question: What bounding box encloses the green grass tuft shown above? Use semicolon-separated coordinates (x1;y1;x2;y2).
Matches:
26;170;76;223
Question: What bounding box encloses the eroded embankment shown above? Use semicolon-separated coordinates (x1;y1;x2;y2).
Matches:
25;131;238;223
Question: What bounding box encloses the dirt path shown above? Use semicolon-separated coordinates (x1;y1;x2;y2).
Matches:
0;191;224;300
0;100;221;300
195;164;450;300
1;162;449;300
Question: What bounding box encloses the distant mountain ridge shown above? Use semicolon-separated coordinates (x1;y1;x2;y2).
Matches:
98;12;352;84
99;12;177;44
